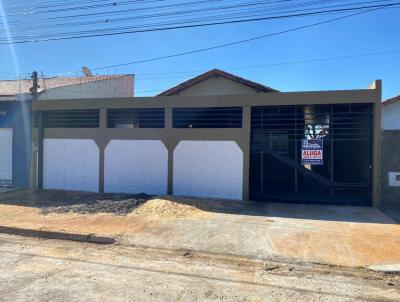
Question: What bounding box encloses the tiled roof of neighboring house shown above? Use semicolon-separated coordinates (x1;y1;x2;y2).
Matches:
382;95;400;105
0;75;127;96
158;68;279;96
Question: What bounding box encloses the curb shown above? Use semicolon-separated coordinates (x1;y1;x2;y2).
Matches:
0;226;115;244
367;264;400;274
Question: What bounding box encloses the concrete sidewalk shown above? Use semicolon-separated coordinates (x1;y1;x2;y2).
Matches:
0;190;399;267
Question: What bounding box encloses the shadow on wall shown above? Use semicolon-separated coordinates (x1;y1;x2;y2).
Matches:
0;189;395;225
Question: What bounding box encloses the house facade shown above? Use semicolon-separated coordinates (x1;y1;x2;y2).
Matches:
0;74;134;191
31;70;382;207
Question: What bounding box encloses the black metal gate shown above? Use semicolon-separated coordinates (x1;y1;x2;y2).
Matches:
249;104;373;205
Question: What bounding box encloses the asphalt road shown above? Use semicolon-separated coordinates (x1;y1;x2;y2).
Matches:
0;234;399;302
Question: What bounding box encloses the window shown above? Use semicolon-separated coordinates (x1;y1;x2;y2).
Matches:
252;131;288;154
173;107;242;128
108;108;164;128
35;110;99;128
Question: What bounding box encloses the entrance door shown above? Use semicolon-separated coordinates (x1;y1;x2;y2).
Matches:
0;128;12;187
249;104;372;205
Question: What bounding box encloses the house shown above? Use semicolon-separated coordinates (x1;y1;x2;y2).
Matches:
0;74;134;101
382;95;400;130
381;95;400;206
0;74;134;191
30;69;382;207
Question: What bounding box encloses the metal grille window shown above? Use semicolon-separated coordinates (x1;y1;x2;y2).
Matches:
253;131;288;154
35;110;99;128
107;108;165;128
251;104;372;142
250;104;373;205
173;107;242;128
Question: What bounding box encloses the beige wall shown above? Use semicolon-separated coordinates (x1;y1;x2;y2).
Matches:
174;77;262;96
31;82;382;205
37;76;134;100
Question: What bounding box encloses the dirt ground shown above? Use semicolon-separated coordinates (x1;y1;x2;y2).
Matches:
0;233;399;302
0;189;400;267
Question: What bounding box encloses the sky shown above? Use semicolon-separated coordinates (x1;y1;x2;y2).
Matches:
0;1;399;99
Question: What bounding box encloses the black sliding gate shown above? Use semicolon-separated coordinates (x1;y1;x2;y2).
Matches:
249;104;373;206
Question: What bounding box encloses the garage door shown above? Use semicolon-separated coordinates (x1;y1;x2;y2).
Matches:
0;128;12;186
250;104;372;205
173;141;243;200
43;139;99;192
104;140;168;195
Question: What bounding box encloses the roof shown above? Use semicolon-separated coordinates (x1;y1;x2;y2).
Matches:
0;75;128;96
382;95;400;106
158;68;278;96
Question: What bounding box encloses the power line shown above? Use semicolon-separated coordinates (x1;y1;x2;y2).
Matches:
2;0;391;31
0;2;395;78
133;49;400;78
3;0;161;17
0;1;398;44
1;48;397;79
84;6;393;72
1;0;334;29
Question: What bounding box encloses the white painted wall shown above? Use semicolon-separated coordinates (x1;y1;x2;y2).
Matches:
38;76;134;100
105;140;168;195
173;141;243;200
382;102;400;130
43;139;99;192
0;129;12;184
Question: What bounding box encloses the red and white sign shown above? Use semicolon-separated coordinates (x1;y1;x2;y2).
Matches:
302;149;323;160
301;139;323;165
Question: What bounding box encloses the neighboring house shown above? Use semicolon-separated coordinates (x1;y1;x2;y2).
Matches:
382;95;400;130
381;95;400;206
0;98;30;190
158;69;278;96
0;74;134;101
31;69;382;207
0;74;134;191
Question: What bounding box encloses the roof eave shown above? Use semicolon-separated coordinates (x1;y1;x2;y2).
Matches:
158;69;278;96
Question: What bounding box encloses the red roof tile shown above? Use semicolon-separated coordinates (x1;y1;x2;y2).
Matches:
0;75;127;96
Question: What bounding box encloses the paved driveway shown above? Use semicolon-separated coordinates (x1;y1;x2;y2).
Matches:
0;190;399;267
122;200;400;267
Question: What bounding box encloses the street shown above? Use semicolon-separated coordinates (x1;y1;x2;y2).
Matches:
0;234;399;302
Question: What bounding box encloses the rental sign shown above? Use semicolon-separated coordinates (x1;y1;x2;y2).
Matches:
301;139;323;165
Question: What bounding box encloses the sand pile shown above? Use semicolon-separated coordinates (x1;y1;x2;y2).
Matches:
132;198;211;218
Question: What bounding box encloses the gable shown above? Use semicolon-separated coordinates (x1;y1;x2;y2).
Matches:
158;69;278;96
174;76;262;96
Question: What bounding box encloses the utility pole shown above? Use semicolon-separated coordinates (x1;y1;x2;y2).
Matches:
29;71;43;189
29;71;40;96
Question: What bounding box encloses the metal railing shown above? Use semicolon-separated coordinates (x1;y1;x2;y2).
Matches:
255;143;370;189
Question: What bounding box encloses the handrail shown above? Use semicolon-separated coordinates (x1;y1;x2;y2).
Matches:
254;143;370;189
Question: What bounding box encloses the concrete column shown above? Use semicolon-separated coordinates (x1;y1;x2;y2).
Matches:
98;108;107;193
37;112;44;189
242;105;251;200
372;80;382;206
99;107;107;129
165;107;174;195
